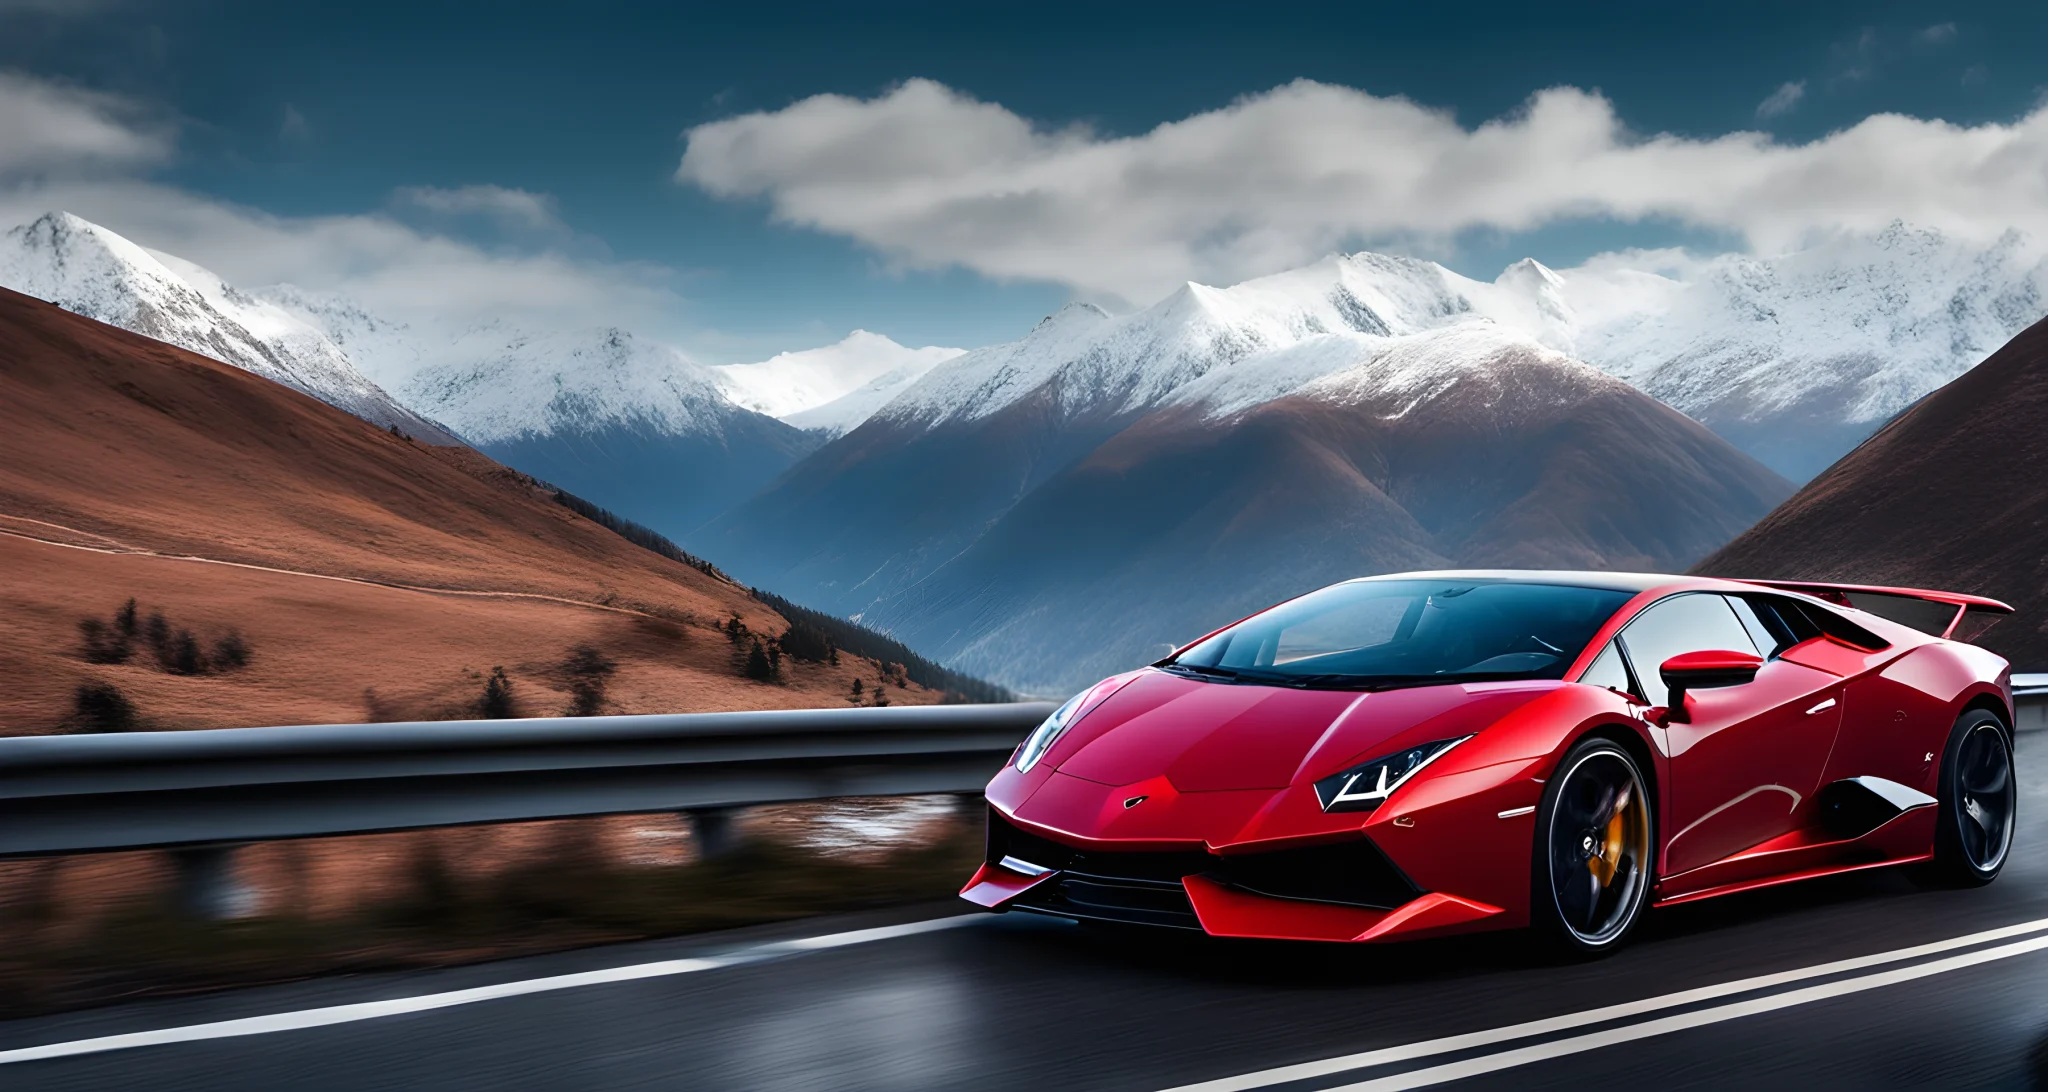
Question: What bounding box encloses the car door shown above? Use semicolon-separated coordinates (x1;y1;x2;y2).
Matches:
1616;593;1845;878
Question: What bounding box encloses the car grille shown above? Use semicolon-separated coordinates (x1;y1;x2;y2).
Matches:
984;809;1422;929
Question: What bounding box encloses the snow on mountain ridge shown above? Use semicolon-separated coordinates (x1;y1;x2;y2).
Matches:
873;249;1565;431
867;223;2045;479
0;212;454;441
710;329;962;432
396;324;742;445
1562;222;2048;476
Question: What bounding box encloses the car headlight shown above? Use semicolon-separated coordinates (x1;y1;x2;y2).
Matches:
1015;692;1088;773
1313;736;1472;813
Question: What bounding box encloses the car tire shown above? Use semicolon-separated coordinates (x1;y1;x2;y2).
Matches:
1925;709;2016;887
1531;736;1656;956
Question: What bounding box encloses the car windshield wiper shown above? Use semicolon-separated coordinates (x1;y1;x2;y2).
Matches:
1160;663;1318;688
1161;662;1239;680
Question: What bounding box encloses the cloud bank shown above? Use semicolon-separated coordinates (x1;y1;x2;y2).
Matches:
680;77;2048;301
0;73;676;332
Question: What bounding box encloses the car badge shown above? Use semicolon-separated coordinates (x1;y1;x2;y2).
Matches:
1123;795;1148;809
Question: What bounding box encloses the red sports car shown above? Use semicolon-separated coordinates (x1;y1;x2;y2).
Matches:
961;571;2017;953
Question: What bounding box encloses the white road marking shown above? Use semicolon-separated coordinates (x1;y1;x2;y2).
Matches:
0;915;979;1066
1159;915;2048;1092
1331;933;2048;1090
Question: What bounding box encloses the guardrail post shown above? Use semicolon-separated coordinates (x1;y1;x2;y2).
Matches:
170;844;256;920
686;808;739;859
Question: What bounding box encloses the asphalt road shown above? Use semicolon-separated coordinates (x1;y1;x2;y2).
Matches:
6;742;2048;1090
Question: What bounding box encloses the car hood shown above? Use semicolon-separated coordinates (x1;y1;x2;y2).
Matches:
1046;668;1558;792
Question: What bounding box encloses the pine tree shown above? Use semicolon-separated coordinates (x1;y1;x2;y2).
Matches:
143;611;170;659
211;630;252;671
160;628;207;675
872;683;890;707
114;598;138;639
479;667;517;718
563;644;616;716
78;617;131;664
744;638;774;682
72;682;138;733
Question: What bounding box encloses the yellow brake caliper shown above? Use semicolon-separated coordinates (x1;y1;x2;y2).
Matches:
1587;788;1631;887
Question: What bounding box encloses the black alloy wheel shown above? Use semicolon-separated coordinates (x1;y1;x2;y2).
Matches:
1929;709;2015;886
1533;737;1654;955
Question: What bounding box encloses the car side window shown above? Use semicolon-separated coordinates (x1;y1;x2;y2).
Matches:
1579;639;1639;699
1729;594;1822;658
1617;594;1759;707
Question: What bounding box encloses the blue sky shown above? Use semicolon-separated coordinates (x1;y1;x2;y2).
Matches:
3;0;2044;359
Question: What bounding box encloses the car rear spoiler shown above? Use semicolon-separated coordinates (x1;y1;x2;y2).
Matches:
1733;579;2014;640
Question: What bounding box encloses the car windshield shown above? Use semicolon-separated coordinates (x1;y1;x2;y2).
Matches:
1165;579;1633;689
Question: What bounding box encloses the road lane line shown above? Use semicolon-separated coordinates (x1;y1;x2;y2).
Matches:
1159;915;2048;1092
1331;932;2048;1090
0;914;979;1066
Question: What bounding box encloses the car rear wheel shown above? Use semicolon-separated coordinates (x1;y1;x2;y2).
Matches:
1532;738;1654;955
1927;709;2015;887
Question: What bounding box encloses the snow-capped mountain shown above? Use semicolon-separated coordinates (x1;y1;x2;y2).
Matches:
710;330;961;436
401;324;738;444
389;323;821;537
0;212;456;443
864;324;1790;692
1562;225;2048;479
854;225;2046;480
697;309;1792;693
700;225;2047;691
874;252;1533;431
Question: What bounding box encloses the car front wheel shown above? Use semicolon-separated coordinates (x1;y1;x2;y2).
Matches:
1532;737;1655;955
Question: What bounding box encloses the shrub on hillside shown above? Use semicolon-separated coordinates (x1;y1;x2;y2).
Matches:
210;630;252;671
478;667;519;719
157;628;208;675
77;618;132;664
563;645;617;717
71;682;139;733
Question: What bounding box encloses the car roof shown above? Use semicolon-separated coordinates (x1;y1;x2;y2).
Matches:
1346;570;1697;594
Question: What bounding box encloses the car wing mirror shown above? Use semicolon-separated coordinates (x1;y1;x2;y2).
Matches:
1657;649;1764;724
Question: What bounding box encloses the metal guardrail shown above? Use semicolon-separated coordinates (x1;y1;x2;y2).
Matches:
2015;676;2048;733
0;703;1053;859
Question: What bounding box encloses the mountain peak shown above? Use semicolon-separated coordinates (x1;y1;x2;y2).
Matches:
0;211;454;443
1498;257;1563;288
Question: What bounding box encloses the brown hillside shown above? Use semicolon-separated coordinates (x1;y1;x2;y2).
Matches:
1696;315;2048;668
0;287;931;733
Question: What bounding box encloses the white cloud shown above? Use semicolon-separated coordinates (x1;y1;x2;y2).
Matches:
392;184;564;232
0;71;171;178
0;73;681;335
1919;22;1958;44
679;77;2048;302
1755;80;1806;119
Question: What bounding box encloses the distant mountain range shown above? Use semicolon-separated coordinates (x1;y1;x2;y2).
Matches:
692;258;1795;693
1697;314;2048;669
0;212;959;541
7;209;2041;693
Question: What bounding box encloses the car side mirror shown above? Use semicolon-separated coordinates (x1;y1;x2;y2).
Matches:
1658;650;1764;723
